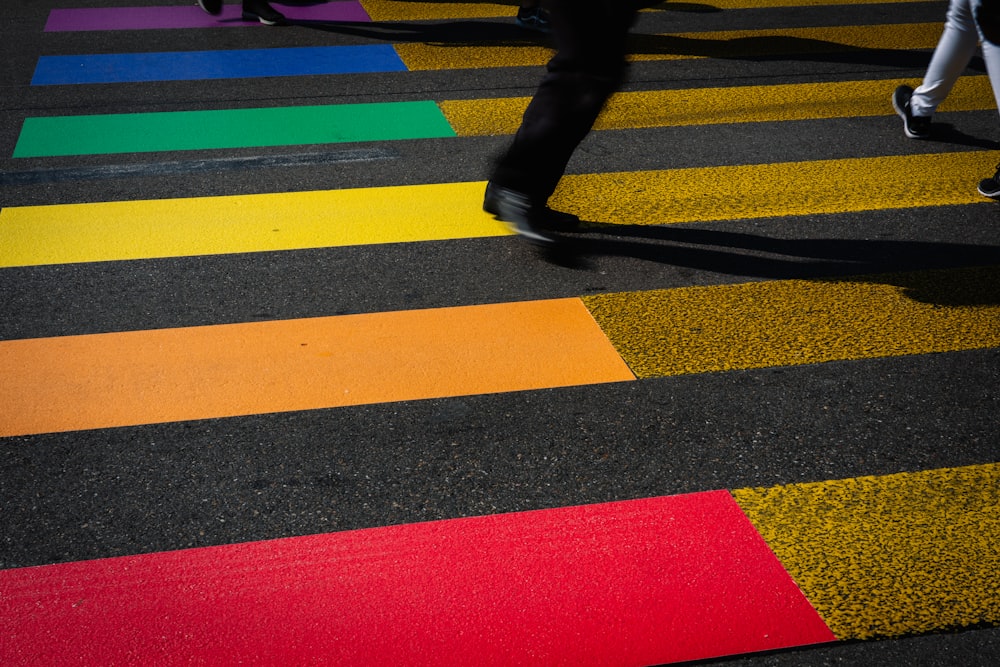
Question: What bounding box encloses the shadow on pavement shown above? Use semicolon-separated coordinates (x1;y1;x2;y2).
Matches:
541;224;1000;306
289;15;977;73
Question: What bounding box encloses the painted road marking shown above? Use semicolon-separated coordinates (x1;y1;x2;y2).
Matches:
359;0;932;21
0;492;834;666
12;102;453;158
44;2;371;31
3;152;994;268
4;463;993;663
0;148;397;186
734;463;1000;639
583;266;1000;378
30;44;404;85
18;75;994;158
29;21;946;81
0;182;502;268
550;151;997;225
442;76;997;135
1;265;997;437
395;22;945;70
0;299;635;437
18;75;993;158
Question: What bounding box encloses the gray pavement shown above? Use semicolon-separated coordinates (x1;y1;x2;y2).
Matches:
1;1;999;665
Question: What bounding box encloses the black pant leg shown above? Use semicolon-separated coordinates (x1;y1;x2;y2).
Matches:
490;0;637;203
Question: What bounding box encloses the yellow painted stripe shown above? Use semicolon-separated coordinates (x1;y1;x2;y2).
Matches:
3;152;996;267
0;299;635;437
0;182;508;267
733;463;1000;639
361;0;932;22
551;151;997;225
443;76;996;136
582;266;1000;378
395;23;944;71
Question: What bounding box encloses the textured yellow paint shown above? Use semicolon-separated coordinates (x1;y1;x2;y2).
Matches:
396;43;552;72
582;267;1000;378
361;0;513;21
0;182;509;267
628;23;945;62
441;97;530;137
361;0;932;21
686;0;929;6
396;23;944;71
732;464;1000;639
4;151;997;267
552;152;997;225
441;77;996;136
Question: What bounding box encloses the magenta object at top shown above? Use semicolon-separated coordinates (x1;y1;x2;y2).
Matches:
45;2;371;31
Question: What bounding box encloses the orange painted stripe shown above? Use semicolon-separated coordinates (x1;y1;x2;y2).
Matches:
0;300;634;437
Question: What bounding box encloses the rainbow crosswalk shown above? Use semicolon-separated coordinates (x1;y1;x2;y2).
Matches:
2;1;999;665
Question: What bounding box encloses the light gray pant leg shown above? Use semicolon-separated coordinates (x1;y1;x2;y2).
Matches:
975;1;1000;110
911;0;980;117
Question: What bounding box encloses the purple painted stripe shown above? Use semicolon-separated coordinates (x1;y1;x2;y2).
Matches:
45;3;370;32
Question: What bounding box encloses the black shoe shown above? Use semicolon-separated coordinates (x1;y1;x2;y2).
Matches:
892;85;932;139
484;183;580;244
977;164;1000;199
484;183;580;231
242;0;286;25
516;7;551;33
196;0;223;15
484;184;581;245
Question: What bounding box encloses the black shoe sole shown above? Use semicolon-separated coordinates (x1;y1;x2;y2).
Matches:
977;181;1000;199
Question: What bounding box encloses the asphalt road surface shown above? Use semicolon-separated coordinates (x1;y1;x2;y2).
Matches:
1;1;999;665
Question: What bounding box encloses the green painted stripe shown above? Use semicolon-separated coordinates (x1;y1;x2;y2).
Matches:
13;102;455;158
582;266;1000;378
733;463;1000;640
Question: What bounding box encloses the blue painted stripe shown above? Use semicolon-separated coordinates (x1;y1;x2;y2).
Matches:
31;45;406;85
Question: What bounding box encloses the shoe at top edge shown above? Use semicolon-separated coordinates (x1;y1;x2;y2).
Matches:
196;0;224;16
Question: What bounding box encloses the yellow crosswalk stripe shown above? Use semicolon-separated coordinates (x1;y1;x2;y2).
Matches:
734;463;1000;639
2;152;995;268
396;23;945;71
360;0;934;22
552;151;995;225
442;76;996;136
0;182;506;267
583;266;1000;378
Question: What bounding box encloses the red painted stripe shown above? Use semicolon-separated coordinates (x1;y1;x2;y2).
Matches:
0;492;835;666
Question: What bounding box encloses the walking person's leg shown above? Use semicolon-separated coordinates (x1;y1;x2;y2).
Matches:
894;0;980;138
912;0;981;115
971;0;1000;196
486;1;636;241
